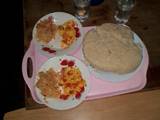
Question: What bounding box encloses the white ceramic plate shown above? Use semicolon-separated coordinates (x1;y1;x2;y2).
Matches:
33;12;83;57
35;55;90;110
83;31;144;82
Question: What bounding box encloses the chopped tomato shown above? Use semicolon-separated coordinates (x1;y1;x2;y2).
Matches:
80;86;84;93
60;59;68;66
76;31;80;37
75;92;81;99
42;47;50;51
68;60;75;67
74;27;79;32
60;94;69;100
42;47;56;53
48;49;56;53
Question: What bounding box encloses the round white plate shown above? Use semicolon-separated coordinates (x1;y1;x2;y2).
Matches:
35;55;90;110
33;12;83;57
83;31;144;82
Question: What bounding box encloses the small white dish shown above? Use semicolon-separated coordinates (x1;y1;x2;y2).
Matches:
33;12;83;57
35;55;90;110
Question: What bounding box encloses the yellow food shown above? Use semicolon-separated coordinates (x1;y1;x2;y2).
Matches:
57;20;77;49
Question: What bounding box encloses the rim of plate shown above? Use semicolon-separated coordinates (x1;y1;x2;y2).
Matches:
34;55;90;110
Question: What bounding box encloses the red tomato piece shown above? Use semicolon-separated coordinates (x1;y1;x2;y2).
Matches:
60;59;68;66
60;95;69;100
42;47;50;51
48;49;56;53
76;31;80;37
74;27;79;32
80;86;84;93
75;92;81;99
68;60;75;67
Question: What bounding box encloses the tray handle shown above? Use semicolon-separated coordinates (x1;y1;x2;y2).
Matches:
22;44;43;104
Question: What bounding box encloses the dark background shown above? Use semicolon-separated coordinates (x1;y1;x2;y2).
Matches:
0;0;25;118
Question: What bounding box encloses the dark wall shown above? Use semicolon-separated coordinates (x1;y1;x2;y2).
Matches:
0;0;25;118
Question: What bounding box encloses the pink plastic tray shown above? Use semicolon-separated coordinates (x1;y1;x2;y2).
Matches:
22;27;149;104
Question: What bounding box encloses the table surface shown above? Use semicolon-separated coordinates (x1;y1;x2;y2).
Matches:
23;0;160;109
4;89;160;120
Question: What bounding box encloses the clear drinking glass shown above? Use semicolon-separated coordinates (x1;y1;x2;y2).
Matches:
114;0;135;24
73;0;90;22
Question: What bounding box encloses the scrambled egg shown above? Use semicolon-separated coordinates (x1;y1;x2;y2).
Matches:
58;20;77;49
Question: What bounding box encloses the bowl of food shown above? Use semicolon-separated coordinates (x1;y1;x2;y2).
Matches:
82;23;143;82
35;55;90;110
32;12;83;57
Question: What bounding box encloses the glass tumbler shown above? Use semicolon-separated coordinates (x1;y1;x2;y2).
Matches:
114;0;135;24
73;0;90;22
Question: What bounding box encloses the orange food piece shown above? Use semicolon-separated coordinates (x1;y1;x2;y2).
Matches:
57;20;77;49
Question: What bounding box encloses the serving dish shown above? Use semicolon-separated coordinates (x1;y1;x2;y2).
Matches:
35;55;90;110
82;29;144;82
32;12;83;57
